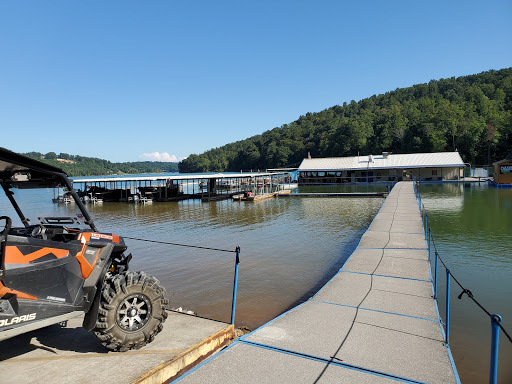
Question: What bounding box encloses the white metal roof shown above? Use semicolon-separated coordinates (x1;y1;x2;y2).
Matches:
298;152;465;171
71;171;287;184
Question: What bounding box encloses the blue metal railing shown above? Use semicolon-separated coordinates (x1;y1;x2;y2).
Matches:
445;268;451;345
230;246;241;325
412;182;511;384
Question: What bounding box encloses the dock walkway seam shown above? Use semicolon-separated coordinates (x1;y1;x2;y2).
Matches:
339;270;431;282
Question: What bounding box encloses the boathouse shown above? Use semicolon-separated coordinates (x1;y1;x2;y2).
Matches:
298;151;465;184
492;151;512;185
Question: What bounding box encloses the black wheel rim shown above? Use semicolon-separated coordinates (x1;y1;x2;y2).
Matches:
116;293;152;331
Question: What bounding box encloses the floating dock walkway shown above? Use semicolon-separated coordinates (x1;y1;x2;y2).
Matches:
174;181;460;383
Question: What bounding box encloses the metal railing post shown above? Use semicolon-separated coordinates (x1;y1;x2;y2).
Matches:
445;269;451;344
425;207;428;240
434;252;439;299
428;227;431;263
230;246;240;325
489;314;502;384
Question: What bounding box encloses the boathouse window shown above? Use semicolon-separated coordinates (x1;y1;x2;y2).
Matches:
318;172;325;177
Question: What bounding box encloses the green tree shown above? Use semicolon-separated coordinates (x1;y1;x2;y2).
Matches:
175;67;512;172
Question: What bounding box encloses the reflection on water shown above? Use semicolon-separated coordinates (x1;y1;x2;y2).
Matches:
420;183;465;212
419;182;512;384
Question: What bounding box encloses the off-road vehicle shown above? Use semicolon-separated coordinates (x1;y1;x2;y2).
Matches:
0;148;168;351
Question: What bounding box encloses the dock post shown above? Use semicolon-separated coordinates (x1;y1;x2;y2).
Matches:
434;252;439;299
428;227;431;263
489;314;502;384
230;246;240;325
425;209;428;240
445;269;451;344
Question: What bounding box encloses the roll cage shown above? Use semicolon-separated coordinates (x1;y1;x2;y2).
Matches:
0;147;97;232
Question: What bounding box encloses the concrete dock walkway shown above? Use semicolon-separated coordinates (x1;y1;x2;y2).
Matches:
175;182;459;383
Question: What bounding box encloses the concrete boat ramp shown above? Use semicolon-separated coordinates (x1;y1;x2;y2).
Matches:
0;311;233;384
175;182;459;384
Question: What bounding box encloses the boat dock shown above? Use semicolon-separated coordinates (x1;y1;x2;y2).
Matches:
69;172;292;203
174;181;459;383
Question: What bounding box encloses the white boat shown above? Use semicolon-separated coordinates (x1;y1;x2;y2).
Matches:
90;195;103;204
52;193;75;204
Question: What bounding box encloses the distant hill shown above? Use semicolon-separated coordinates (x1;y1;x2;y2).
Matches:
179;68;512;172
22;152;178;176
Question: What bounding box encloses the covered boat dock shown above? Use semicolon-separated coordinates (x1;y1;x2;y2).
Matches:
71;172;292;203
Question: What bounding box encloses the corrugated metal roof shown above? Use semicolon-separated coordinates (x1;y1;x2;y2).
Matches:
298;152;465;171
72;172;287;184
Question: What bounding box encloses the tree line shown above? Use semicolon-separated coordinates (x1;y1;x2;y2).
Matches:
179;68;512;172
23;152;178;176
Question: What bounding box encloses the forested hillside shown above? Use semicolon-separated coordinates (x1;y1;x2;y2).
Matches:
179;68;512;172
23;152;178;176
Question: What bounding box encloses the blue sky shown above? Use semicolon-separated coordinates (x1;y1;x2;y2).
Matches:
1;1;511;162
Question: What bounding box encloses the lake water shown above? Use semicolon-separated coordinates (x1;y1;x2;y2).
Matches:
1;181;510;382
418;182;512;384
0;183;384;329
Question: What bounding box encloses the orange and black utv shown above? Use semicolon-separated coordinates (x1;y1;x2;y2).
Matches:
0;148;168;351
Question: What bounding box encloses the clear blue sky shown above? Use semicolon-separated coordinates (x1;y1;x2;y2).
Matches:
1;0;511;162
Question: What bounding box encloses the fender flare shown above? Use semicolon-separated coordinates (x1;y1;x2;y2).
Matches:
81;243;115;331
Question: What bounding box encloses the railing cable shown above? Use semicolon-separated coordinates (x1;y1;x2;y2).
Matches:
429;233;512;343
123;236;237;253
123;236;241;325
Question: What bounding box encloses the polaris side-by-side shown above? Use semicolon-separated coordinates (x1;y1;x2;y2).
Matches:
0;148;168;351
